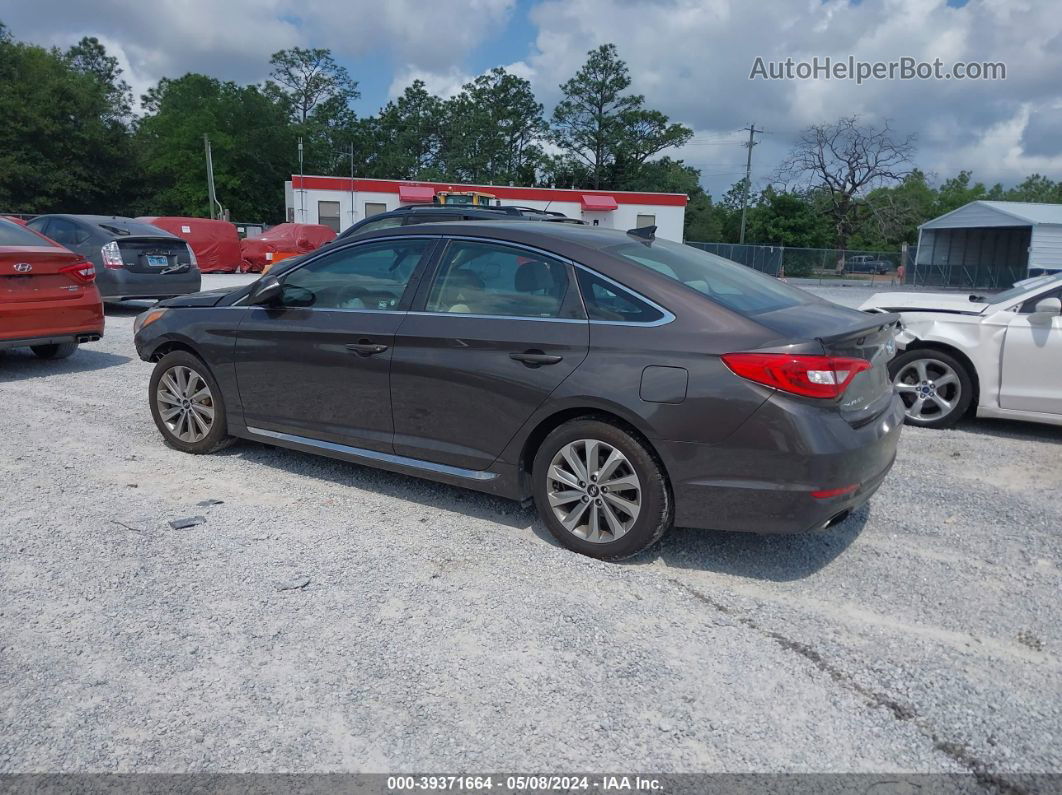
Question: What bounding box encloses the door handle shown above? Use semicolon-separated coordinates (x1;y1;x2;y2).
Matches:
509;351;563;367
345;340;389;356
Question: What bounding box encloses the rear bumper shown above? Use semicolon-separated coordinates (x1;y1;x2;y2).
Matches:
0;331;102;350
0;293;104;350
659;393;904;533
96;267;201;300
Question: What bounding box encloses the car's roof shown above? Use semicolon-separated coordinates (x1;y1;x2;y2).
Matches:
44;214;177;237
362;219;635;246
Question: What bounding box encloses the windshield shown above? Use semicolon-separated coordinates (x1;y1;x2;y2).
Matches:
604;238;813;315
988;272;1062;305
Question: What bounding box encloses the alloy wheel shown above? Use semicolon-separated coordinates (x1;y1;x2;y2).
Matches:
546;439;642;543
893;357;962;423
156;365;215;443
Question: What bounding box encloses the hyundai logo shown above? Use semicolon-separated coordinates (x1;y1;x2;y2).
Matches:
13;262;32;273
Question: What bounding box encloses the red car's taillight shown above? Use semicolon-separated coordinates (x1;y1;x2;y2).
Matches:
60;261;96;284
721;352;871;399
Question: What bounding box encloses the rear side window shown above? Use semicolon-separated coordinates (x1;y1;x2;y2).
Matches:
425;240;569;318
45;218;90;246
0;219;53;247
606;238;809;316
577;269;664;323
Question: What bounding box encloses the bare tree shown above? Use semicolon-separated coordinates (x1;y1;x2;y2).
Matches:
777;116;915;269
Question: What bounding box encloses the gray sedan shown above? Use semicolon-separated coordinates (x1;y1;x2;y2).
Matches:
26;215;200;301
133;221;903;560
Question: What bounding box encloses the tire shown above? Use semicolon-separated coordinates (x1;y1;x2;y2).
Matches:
889;348;974;429
31;342;78;360
532;419;672;560
148;350;236;454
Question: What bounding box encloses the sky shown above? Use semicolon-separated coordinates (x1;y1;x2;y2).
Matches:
2;0;1060;197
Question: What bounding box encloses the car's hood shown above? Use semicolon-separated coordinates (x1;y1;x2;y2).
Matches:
157;286;240;308
859;292;987;315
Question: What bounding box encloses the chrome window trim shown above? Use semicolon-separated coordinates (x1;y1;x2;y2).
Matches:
246;427;498;481
405;310;586;324
571;263;676;328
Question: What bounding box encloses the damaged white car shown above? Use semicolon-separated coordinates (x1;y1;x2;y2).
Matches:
861;273;1062;429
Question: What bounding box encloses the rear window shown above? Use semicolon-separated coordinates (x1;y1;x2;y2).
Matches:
0;219;53;247
96;219;172;238
605;238;811;316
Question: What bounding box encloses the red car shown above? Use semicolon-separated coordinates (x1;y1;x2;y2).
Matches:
0;217;103;359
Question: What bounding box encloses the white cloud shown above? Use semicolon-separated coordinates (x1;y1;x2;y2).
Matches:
387;66;472;100
3;0;515;104
522;0;1062;190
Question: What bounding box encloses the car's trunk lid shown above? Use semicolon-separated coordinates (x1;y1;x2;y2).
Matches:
116;236;193;274
756;302;900;424
0;246;91;303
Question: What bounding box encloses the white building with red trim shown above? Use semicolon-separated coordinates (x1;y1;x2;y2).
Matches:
284;176;689;241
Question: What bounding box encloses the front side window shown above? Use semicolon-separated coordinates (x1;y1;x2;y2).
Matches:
577;269;664;323
1020;285;1062;314
280;239;432;310
424;240;569;318
605;237;810;316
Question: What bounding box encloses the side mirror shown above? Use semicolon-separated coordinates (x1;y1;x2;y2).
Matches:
1033;296;1062;316
248;276;282;306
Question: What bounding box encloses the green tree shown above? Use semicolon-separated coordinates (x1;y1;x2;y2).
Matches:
136;74;295;220
442;67;547;184
552;44;691;189
366;80;447;179
0;34;136;213
65;36;132;121
267;47;358;124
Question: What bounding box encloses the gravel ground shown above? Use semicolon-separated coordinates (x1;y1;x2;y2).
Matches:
0;275;1059;780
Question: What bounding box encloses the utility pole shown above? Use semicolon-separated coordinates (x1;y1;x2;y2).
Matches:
738;123;766;245
204;134;219;220
297;137;305;223
349;140;355;226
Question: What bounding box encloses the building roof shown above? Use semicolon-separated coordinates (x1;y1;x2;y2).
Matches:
290;175;688;207
921;200;1062;230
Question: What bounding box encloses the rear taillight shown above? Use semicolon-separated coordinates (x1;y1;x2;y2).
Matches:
721;352;871;399
101;241;124;269
186;244;198;268
59;261;96;284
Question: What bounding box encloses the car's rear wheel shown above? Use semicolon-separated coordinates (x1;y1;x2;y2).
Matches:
532;419;672;560
31;342;78;360
889;349;974;429
149;351;235;454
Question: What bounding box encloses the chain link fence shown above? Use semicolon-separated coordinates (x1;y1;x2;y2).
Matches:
686;241;902;280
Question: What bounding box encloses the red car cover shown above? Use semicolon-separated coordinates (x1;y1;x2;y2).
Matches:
239;223;337;273
137;216;242;273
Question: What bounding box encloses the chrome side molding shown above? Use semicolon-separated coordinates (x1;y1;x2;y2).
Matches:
245;427;499;481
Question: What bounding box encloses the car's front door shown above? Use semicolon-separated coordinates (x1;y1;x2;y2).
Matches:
999;285;1062;415
234;237;437;452
389;238;589;471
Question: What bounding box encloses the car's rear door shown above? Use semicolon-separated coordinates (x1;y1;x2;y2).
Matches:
233;237;438;452
389;238;589;471
999;285;1062;415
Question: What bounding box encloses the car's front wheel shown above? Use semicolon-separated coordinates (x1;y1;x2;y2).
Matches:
532;419;672;560
31;342;78;360
889;348;974;429
149;351;235;454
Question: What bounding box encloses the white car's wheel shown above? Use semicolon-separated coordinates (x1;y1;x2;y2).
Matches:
889;349;974;429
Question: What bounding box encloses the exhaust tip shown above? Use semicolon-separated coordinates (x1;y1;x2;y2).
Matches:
822;509;851;530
